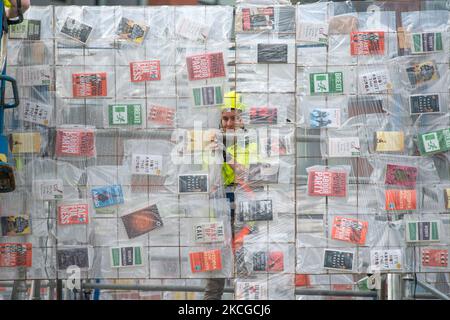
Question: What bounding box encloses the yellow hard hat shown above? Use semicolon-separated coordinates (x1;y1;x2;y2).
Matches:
5;0;12;8
221;91;245;112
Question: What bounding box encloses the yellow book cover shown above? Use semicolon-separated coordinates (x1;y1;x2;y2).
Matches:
375;131;404;152
11;132;41;154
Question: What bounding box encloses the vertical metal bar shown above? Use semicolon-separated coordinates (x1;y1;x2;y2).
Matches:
377;274;387;300
30;280;41;300
402;274;414;300
56;279;63;300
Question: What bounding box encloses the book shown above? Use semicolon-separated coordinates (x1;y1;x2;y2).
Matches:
237;7;274;32
375;131;404;152
307;169;347;197
72;72;107;98
91;185;124;209
130;61;161;82
350;31;385;55
331;216;368;245
252;251;284;272
186;52;226;81
191;85;223;107
406;221;440;243
370;249;403;271
55;128;96;157
193;221;225;244
110;245;144;268
20;101;52;127
175;16;209;41
108;104;142;126
418;128;450;155
189;249;222;273
297;22;328;43
309;108;340;128
147;105;175;126
131;154;162;176
56;247;89;270
385;189;416;211
178;174;208;193
410;32;443;54
116;17;148;44
58;203;89;225
409;94;440;115
0;216;31;236
121;204;163;239
33;179;64;200
445;188;450;209
348;96;385;118
385;164;417;188
0;243;32;267
10;132;41;154
235;281;268;300
359;70;389;94
9;19;41;40
406;60;439;87
17;65;51;87
60;17;92;44
323;249;354;271
249;107;278;125
257;44;288;63
328;137;361;157
422;248;448;267
238;199;273;222
309;72;343;95
248;163;279;183
295;274;311;287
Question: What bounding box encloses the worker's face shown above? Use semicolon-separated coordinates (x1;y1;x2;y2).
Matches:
221;110;243;132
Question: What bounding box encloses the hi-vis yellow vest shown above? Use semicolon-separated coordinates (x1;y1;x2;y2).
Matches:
222;142;258;186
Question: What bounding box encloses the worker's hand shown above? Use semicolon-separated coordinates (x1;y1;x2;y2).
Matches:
5;0;30;19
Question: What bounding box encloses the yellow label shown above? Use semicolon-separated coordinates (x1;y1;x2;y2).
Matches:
375;131;404;152
11;132;41;154
445;188;450;209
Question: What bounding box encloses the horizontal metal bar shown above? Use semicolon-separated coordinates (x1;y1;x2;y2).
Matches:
81;283;235;293
81;283;376;298
295;289;377;298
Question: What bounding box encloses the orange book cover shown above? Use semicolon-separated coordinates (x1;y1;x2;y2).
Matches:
385;189;417;210
331;216;368;245
295;274;311;287
189;249;222;273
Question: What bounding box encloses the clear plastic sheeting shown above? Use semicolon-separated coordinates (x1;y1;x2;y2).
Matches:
0;1;450;301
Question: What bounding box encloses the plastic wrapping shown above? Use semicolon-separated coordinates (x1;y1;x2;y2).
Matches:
1;3;450;299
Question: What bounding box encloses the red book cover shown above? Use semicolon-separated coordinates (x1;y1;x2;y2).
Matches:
267;251;284;272
0;243;32;267
331;216;368;245
422;249;448;267
307;170;347;197
385;164;418;188
186;52;225;81
55;128;96;157
130;61;161;82
148;105;175;126
72;72;107;97
189;249;222;273
350;31;385;55
295;274;311;287
58;204;89;225
385;189;416;211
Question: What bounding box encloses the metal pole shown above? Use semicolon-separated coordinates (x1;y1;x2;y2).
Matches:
29;280;41;300
387;273;402;300
402;274;414;300
56;279;63;300
416;280;450;300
